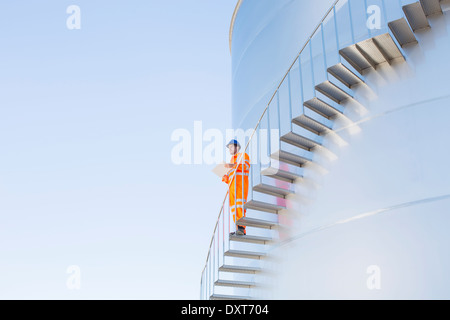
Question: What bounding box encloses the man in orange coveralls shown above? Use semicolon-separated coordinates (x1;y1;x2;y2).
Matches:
222;139;250;236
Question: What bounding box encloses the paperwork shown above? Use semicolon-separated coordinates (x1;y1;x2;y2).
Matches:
212;162;229;177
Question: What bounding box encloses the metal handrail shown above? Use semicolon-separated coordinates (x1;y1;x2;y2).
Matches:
200;0;342;298
201;189;228;275
202;0;341;265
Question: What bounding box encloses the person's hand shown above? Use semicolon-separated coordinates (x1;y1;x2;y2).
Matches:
225;163;234;169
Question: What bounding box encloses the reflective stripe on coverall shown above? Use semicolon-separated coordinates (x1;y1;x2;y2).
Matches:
222;152;250;232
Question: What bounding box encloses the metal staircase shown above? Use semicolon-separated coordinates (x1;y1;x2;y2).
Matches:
200;0;448;300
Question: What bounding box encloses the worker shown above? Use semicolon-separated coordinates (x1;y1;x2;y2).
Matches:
222;139;250;236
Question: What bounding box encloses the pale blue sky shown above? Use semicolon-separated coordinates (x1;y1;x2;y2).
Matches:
0;0;236;299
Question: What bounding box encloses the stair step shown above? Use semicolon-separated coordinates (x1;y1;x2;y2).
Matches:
340;44;373;75
292;114;332;136
280;131;321;151
372;33;405;64
215;279;255;288
341;34;404;73
315;81;353;104
210;294;251;301
403;1;431;32
219;264;261;274
420;0;443;16
327;63;365;88
271;150;312;167
253;183;294;198
261;164;303;183
237;216;278;229
388;18;418;47
245;199;286;214
224;249;266;260
304;97;343;119
355;38;388;68
230;234;273;244
271;149;312;167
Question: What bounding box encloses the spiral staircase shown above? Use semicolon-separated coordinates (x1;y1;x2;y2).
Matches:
201;0;449;300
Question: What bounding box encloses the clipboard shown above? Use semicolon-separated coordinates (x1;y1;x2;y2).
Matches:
212;162;229;177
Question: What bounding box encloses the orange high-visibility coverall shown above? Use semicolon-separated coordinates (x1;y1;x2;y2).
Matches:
222;152;250;232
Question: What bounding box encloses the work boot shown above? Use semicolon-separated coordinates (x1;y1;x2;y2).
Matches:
236;225;246;236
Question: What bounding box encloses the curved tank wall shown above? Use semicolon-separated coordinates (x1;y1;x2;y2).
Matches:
230;0;335;131
261;7;450;299
231;0;450;299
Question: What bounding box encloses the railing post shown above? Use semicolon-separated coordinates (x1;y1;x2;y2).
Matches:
276;91;281;138
210;253;213;298
309;42;316;98
333;6;341;60
348;0;356;43
381;0;387;27
206;256;209;299
298;57;305;115
364;0;372;38
321;23;328;79
288;72;293;131
222;205;225;267
215;234;218;290
242;143;244;233
200;270;203;300
267;100;272;166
